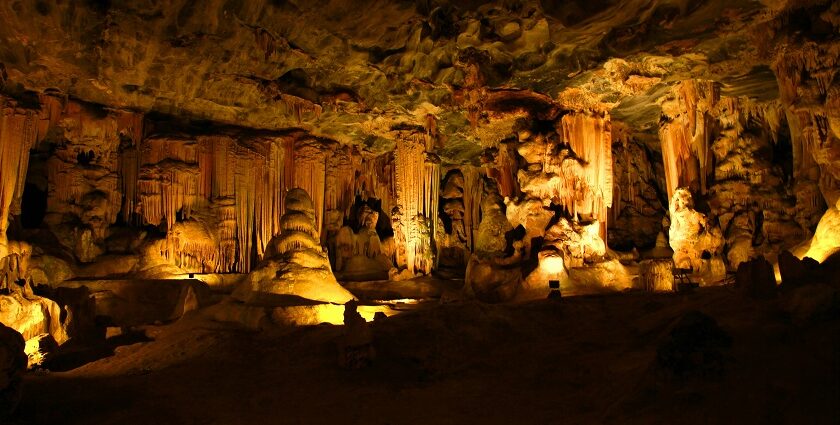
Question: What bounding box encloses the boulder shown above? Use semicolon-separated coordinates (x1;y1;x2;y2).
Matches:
778;250;821;289
464;256;522;303
337;301;375;369
735;256;777;299
0;291;68;344
0;323;26;419
24;333;58;369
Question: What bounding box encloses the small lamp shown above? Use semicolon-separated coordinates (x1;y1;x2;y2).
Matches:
548;279;562;299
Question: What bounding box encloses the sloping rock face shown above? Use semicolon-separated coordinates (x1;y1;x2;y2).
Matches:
233;188;355;305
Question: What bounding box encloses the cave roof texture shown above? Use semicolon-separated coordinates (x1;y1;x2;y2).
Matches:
0;0;832;163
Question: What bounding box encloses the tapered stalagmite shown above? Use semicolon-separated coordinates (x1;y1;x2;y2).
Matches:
234;188;354;304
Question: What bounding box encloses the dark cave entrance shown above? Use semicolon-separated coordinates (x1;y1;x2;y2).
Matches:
20;182;47;229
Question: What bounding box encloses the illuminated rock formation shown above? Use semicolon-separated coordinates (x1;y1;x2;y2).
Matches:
392;132;439;277
0;0;835;308
332;205;392;281
463;193;524;302
792;204;840;264
233;188;354;305
640;259;675;292
668;188;725;283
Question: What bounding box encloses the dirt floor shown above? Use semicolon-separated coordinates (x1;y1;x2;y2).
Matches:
11;286;840;425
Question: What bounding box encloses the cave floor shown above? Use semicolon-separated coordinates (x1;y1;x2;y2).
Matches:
14;286;840;425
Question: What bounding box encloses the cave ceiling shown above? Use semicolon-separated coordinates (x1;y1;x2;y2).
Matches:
0;0;825;163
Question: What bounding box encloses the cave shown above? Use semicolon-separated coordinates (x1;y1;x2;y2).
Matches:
0;1;839;424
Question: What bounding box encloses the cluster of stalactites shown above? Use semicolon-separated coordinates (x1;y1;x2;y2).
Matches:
659;80;719;200
326;145;360;220
394;132;440;275
773;44;840;181
558;112;614;238
293;139;334;239
280;94;323;124
356;152;395;215
610;128;651;223
132;135;293;273
5;95;143;249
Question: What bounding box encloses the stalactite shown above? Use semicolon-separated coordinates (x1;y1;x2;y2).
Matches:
0;98;39;245
252;138;287;259
234;146;257;272
215;198;237;273
36;94;63;143
356;152;395;214
293;139;329;239
423;156;440;264
559;112;614;239
494;144;518;198
120;146;140;223
280;94;322;124
461;165;483;252
325;146;356;218
281;137;295;217
660;121;696;201
659;80;719;199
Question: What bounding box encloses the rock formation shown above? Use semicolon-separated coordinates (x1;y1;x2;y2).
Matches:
463;193;524;302
233;188;354;305
668;188;725;283
332;204;393;281
0;0;835;312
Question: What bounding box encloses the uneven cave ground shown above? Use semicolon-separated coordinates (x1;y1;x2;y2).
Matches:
13;286;840;425
1;0;840;423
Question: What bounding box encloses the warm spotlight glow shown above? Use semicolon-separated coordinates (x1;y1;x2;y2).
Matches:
540;255;565;275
